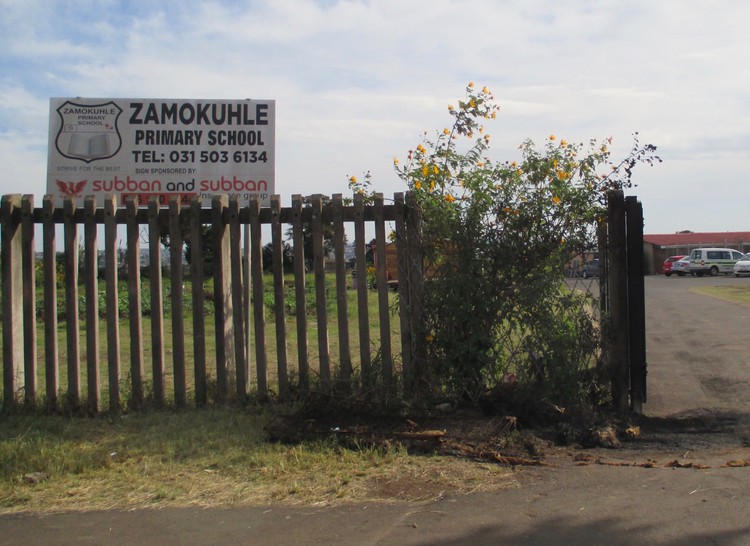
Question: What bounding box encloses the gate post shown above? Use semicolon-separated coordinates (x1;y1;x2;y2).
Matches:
607;190;629;414
626;196;646;413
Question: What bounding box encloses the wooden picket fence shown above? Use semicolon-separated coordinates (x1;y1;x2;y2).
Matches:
1;192;424;413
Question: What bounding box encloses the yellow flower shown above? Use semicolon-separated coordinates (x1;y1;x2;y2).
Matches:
429;181;435;192
549;134;556;141
433;165;439;174
511;161;517;168
422;165;429;176
448;104;455;111
468;82;475;88
469;99;476;108
415;181;422;190
417;144;426;154
482;86;488;94
601;145;608;153
349;176;357;183
552;196;561;204
560;139;568;147
393;157;399;165
443;128;450;135
426;333;435;342
445;194;456;202
491;111;496;119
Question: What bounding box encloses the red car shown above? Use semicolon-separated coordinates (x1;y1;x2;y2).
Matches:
663;255;686;276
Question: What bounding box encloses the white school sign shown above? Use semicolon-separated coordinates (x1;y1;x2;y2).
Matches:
47;98;275;207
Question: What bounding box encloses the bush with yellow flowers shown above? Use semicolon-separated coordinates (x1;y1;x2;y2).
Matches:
352;84;660;413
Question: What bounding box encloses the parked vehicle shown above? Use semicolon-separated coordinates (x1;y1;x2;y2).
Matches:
670;256;691;276
688;248;744;277
662;255;686;277
579;259;599;279
734;253;750;277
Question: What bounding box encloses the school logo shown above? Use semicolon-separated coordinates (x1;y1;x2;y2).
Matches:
55;100;122;163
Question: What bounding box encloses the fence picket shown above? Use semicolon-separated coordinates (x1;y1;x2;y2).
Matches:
332;194;351;384
104;195;121;413
42;196;59;410
126;197;144;408
270;195;289;397
169;198;186;407
353;194;371;384
311;194;331;384
229;196;248;398
83;196;100;412
373;194;392;385
63;198;81;407
189;198;207;406
21;195;37;405
147;199;166;407
291;194;309;391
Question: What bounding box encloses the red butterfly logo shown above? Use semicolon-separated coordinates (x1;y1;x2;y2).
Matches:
56;180;87;196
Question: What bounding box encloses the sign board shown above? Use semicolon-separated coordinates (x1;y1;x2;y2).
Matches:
47;98;275;207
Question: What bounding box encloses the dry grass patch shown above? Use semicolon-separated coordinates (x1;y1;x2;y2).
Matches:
0;409;519;514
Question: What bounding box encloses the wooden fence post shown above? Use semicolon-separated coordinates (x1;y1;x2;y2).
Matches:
248;196;267;396
374;194;393;386
63;198;80;408
229;195;248;398
147;198;165;407
104;195;121;413
353;194;371;384
212;195;234;401
83;196;100;413
42;196;59;410
126;197;144;408
291;195;309;391
169;198;187;407
394;193;412;393
406;191;424;393
21;195;37;406
332;194;352;384
2;194;23;409
189;197;207;406
270;195;289;397
607;189;629;414
311;194;331;384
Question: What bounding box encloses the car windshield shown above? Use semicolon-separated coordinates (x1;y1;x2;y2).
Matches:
742;254;750;261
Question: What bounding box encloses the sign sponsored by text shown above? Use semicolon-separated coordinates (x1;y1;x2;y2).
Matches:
47;98;275;207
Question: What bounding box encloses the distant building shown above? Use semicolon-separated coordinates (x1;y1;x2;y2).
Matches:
643;232;750;274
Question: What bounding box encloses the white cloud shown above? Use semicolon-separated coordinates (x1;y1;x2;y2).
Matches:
2;0;750;231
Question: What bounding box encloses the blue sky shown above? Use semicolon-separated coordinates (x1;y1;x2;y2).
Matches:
2;0;749;233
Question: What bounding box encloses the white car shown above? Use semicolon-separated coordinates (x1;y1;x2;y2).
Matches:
671;256;691;276
734;253;750;277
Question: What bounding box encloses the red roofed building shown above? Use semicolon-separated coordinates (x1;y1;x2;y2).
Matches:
643;232;750;274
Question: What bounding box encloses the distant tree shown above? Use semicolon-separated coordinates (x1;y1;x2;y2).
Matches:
262;241;294;272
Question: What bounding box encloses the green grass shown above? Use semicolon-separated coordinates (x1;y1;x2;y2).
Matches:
691;284;750;307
